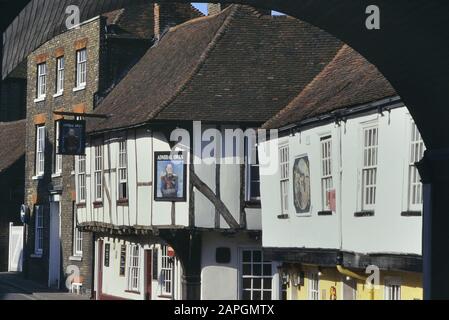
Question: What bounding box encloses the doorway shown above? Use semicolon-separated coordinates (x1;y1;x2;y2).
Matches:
48;200;61;288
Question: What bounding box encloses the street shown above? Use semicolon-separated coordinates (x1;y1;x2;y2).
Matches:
0;273;89;300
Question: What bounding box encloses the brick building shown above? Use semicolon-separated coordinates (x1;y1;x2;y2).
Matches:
23;2;201;296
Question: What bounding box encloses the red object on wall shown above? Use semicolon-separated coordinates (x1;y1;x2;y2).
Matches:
168;246;175;258
328;190;337;212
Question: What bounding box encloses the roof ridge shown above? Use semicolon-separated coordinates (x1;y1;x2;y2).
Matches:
262;44;346;129
147;4;240;121
113;8;125;25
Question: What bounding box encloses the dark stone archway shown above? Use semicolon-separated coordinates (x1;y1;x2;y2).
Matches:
2;0;449;299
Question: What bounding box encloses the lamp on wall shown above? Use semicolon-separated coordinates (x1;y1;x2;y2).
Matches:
292;273;301;287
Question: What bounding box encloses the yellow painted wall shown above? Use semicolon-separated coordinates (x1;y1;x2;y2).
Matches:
287;265;422;300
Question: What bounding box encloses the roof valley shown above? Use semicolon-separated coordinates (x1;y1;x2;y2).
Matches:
147;5;239;122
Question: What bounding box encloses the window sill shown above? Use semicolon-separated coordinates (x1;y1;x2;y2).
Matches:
296;213;312;218
401;211;422;217
30;254;42;259
51;173;62;178
32;175;44;180
158;295;173;299
317;210;333;216
117;199;129;206
69;255;83;262
34;96;46;103
245;201;261;209
93;201;103;208
354;211;375;217
277;214;289;220
124;290;141;295
76;203;87;209
53;91;64;98
73;86;86;92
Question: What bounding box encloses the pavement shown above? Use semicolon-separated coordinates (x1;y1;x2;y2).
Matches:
0;272;90;300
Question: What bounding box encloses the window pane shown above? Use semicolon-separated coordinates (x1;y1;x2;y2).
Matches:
263;279;272;290
242;251;251;262
242;263;251;276
263;264;272;276
263;291;272;300
252;250;261;263
253;263;261;276
252;290;261;300
253;278;262;289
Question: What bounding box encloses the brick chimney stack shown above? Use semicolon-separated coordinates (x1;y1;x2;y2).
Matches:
207;3;271;16
207;3;231;16
153;3;203;40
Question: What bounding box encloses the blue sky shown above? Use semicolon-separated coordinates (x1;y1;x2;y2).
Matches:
191;3;285;15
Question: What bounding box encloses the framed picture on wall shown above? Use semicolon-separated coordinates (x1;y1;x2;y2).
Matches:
293;155;311;214
57;119;86;155
154;151;187;202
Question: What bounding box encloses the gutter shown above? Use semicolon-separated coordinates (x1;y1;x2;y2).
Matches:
336;265;375;300
336;265;366;282
276;95;403;134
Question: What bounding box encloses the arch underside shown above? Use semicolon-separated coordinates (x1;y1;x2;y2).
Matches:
3;0;449;148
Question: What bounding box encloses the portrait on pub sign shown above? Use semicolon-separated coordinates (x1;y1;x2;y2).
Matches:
293;155;311;214
154;152;186;202
57;120;86;156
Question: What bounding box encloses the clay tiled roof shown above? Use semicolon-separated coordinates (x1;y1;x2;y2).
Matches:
103;2;202;39
0;120;25;173
88;5;342;133
263;45;398;129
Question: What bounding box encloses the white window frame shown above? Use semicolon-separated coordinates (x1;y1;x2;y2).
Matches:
94;143;103;201
55;56;65;94
73;214;83;257
320;136;333;211
408;121;425;211
36;62;47;99
361;126;378;211
127;244;141;292
308;272;320;300
77;156;86;203
35;126;46;177
53;121;62;176
384;278;401;300
240;249;273;300
75;49;87;89
161;246;173;296
118;139;128;200
34;205;44;255
279;144;289;215
245;140;260;202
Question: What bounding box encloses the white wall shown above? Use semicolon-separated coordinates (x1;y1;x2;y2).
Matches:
98;237;182;300
260;106;423;255
200;231;280;300
77;123;261;231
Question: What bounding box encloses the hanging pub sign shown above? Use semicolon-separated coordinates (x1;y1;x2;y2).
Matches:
293;155;311;214
57;120;86;155
154;151;187;202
